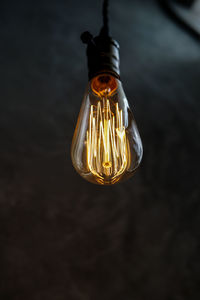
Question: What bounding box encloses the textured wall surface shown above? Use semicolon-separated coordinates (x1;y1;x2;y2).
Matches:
1;0;200;299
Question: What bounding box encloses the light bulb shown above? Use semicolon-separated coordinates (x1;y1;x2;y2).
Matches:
71;73;143;185
70;3;143;185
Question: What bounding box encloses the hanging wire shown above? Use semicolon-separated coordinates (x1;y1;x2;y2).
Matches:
81;0;110;45
100;0;110;36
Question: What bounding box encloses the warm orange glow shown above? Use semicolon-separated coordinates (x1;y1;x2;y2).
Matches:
91;74;118;96
86;96;130;184
71;73;143;185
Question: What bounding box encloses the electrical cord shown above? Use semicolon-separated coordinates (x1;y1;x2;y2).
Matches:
100;0;109;37
81;0;110;46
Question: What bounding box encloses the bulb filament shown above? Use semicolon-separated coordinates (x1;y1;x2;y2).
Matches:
86;97;129;183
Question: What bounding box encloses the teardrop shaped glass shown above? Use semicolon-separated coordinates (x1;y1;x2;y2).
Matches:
71;73;143;185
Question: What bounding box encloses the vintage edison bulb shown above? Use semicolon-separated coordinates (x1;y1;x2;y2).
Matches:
71;73;143;185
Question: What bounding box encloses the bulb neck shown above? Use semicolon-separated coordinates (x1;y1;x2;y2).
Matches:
81;33;120;80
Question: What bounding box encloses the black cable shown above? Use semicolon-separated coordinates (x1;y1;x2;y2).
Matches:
81;0;110;46
100;0;109;37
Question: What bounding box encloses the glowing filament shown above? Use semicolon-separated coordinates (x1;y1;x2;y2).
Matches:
86;98;129;182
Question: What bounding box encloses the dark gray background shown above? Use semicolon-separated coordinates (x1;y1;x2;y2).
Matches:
1;0;200;299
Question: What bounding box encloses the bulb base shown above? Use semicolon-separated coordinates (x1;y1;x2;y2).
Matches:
81;33;120;80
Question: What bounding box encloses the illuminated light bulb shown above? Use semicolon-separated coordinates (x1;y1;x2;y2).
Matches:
71;0;143;185
71;73;143;185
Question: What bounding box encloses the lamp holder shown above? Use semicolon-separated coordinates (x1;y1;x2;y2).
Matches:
81;31;120;80
80;0;120;80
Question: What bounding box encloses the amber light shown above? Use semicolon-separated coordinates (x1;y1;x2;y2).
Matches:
86;74;130;184
91;74;118;96
86;96;130;184
71;73;143;185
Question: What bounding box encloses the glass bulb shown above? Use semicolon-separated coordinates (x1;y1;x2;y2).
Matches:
71;73;143;185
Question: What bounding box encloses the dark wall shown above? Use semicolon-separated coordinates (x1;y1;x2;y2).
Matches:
1;0;200;299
